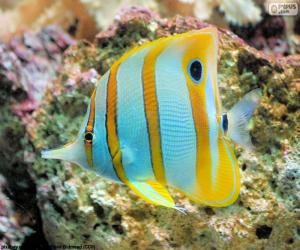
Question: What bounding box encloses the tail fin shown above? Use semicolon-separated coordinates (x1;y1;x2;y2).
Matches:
226;88;262;150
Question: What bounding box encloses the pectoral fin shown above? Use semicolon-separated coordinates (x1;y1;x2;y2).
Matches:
127;180;186;213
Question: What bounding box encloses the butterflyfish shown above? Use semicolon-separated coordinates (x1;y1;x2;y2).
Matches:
42;27;261;212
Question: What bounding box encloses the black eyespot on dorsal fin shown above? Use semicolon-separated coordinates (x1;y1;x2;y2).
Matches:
222;113;228;133
188;59;203;83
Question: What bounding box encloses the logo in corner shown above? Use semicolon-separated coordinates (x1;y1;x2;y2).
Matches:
266;0;299;16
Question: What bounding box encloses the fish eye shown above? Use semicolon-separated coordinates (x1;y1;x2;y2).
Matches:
188;59;203;83
85;132;94;142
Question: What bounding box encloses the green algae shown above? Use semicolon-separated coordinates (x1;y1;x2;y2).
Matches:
96;21;157;74
0;104;34;204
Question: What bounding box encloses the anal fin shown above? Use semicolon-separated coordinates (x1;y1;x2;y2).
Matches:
127;180;185;213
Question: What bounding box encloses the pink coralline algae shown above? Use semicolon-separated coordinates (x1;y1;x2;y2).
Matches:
0;25;75;120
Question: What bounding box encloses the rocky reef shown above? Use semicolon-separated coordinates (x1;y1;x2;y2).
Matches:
0;25;74;249
1;7;299;250
0;174;33;248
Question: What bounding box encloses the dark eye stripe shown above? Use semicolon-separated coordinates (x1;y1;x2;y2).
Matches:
188;59;203;83
84;89;96;169
85;132;94;142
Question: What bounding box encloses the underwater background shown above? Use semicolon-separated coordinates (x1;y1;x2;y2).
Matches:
0;0;299;249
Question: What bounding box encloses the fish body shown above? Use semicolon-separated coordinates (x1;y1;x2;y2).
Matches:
42;27;261;211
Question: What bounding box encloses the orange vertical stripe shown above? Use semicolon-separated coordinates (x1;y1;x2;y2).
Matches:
106;64;129;183
142;43;168;185
182;36;212;197
186;83;211;196
105;41;157;184
105;61;176;206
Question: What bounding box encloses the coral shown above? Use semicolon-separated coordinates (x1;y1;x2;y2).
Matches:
277;139;300;209
0;0;19;10
80;0;159;30
0;25;74;249
0;0;160;42
0;6;299;250
0;0;263;42
160;0;262;26
22;8;300;250
219;0;262;25
284;15;300;54
0;0;98;41
160;1;300;57
230;14;290;57
0;25;75;120
1;0;298;58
